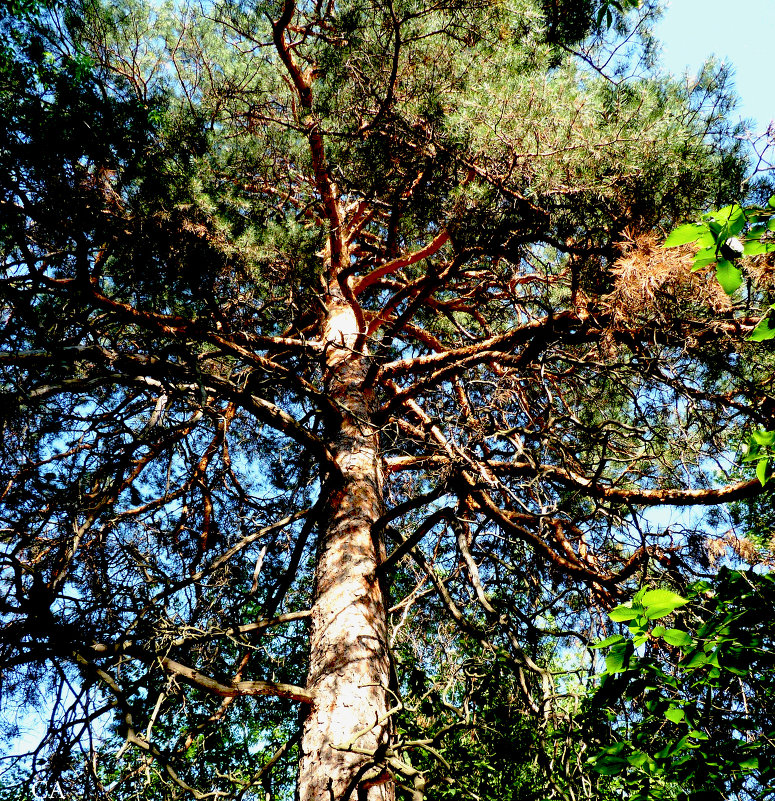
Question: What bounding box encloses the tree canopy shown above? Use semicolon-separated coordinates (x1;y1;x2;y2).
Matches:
1;1;773;800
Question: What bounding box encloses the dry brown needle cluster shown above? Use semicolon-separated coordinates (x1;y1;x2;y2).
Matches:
605;232;733;322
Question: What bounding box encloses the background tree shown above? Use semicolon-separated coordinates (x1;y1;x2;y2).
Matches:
1;1;773;800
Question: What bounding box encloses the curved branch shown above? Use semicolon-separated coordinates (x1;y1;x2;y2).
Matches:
385;456;765;507
466;484;623;594
159;655;314;705
544;469;764;506
86;642;314;704
272;0;347;276
376;311;573;381
353;230;450;296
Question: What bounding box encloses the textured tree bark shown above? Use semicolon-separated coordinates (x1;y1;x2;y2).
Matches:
297;300;394;801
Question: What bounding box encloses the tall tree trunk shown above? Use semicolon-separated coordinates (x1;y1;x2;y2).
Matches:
298;300;394;801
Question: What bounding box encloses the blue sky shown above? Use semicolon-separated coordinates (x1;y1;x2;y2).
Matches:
655;0;774;134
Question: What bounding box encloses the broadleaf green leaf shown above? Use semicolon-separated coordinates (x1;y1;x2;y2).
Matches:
743;240;773;256
605;643;633;674
707;219;723;237
696;231;716;248
598;742;628;756
641;589;688;619
692;252;717;271
592;634;626;649
751;430;775;446
591;759;627;775
627;750;653;769
749;312;775;341
715;259;743;295
713;203;746;237
665;706;685;724
642;589;686;607
609;605;640;622
664;223;706;247
661;628;693;647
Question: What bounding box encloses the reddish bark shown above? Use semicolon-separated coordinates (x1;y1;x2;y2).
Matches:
297;301;394;801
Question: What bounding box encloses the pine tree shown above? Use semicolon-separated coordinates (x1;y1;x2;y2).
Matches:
1;1;772;799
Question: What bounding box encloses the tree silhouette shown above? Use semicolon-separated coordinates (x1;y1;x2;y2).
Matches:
1;1;772;799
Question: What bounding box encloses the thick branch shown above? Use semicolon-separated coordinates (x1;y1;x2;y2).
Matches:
272;0;346;275
385;456;764;507
353;230;450;296
466;484;623;592
87;642;314;705
159;656;314;705
377;312;573;381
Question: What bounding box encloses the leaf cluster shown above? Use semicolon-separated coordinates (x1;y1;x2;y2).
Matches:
587;570;775;801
